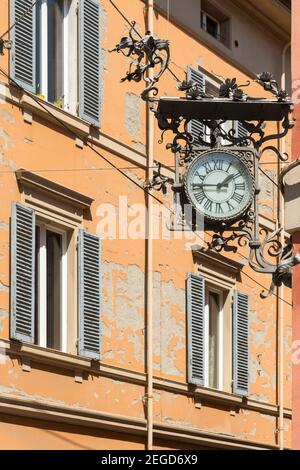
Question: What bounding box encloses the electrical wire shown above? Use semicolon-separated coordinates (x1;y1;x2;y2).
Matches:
259;166;280;189
0;0;39;39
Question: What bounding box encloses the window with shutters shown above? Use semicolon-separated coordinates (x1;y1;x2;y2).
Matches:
10;0;101;126
187;67;248;146
187;273;249;395
11;171;101;359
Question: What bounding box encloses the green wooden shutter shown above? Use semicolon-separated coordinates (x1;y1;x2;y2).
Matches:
79;0;101;126
11;202;36;343
78;229;101;359
187;273;205;386
10;0;36;92
233;291;249;396
187;67;205;142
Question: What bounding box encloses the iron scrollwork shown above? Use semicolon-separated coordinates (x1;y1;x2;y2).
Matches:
111;21;298;298
109;22;170;101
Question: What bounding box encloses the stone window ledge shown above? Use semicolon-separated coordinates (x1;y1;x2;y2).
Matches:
1;339;291;419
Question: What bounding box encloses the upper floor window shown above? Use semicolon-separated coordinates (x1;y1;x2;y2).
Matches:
201;11;221;42
10;0;101;126
201;1;230;47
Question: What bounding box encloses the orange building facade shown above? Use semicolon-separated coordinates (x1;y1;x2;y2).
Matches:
0;0;294;450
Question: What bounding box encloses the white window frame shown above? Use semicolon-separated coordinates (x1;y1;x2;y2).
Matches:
204;285;224;390
36;221;68;352
39;0;77;113
201;11;221;40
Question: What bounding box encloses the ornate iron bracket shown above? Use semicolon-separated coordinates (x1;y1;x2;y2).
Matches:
144;162;174;194
109;22;170;101
111;21;298;298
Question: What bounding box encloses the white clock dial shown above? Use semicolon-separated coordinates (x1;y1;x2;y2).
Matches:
184;150;254;223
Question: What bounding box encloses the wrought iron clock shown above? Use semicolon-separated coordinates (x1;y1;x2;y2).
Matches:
183;150;255;224
111;23;300;297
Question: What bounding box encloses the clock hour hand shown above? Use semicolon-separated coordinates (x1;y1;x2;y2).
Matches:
217;174;234;189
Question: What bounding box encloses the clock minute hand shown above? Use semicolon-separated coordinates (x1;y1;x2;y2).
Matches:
217;174;234;189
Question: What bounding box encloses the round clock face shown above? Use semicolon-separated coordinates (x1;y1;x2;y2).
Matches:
184;150;254;223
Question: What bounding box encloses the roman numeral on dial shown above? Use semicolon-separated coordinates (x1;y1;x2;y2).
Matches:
232;192;243;204
194;189;206;204
196;171;205;182
215;203;223;214
213;160;224;170
204;162;213;174
204;199;213;211
235;183;245;191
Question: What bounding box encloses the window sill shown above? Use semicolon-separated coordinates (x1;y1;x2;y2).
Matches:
2;339;291;420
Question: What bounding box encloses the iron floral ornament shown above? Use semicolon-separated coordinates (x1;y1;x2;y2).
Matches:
109;22;170;101
111;24;298;297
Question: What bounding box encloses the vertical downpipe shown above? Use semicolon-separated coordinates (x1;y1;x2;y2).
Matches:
278;41;291;450
146;0;154;451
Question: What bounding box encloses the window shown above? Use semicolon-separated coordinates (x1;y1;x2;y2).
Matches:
10;183;101;358
204;288;223;389
187;273;249;396
11;0;101;125
36;0;71;108
200;1;230;47
201;11;221;41
35;223;67;351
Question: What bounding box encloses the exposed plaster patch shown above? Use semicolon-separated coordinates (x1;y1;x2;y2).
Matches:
258;203;273;214
0;128;12;151
0;281;9;292
259;170;274;201
0;110;15;123
260;413;275;422
124;93;141;138
128;333;143;363
0;221;9;231
102;349;114;359
0;309;8;333
250;393;269;403
153;276;185;377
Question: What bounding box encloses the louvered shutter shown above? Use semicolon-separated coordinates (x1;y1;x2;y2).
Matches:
10;0;36;92
187;273;205;386
79;0;101;126
187;67;205;142
78;229;101;359
233;291;249;396
11;202;36;343
236;121;248;146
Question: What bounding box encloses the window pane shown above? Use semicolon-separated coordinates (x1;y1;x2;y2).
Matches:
46;230;62;349
48;0;64;103
34;226;40;344
209;291;220;388
206;15;219;39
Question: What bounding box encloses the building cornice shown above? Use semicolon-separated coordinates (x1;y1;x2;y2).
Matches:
0;393;284;450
